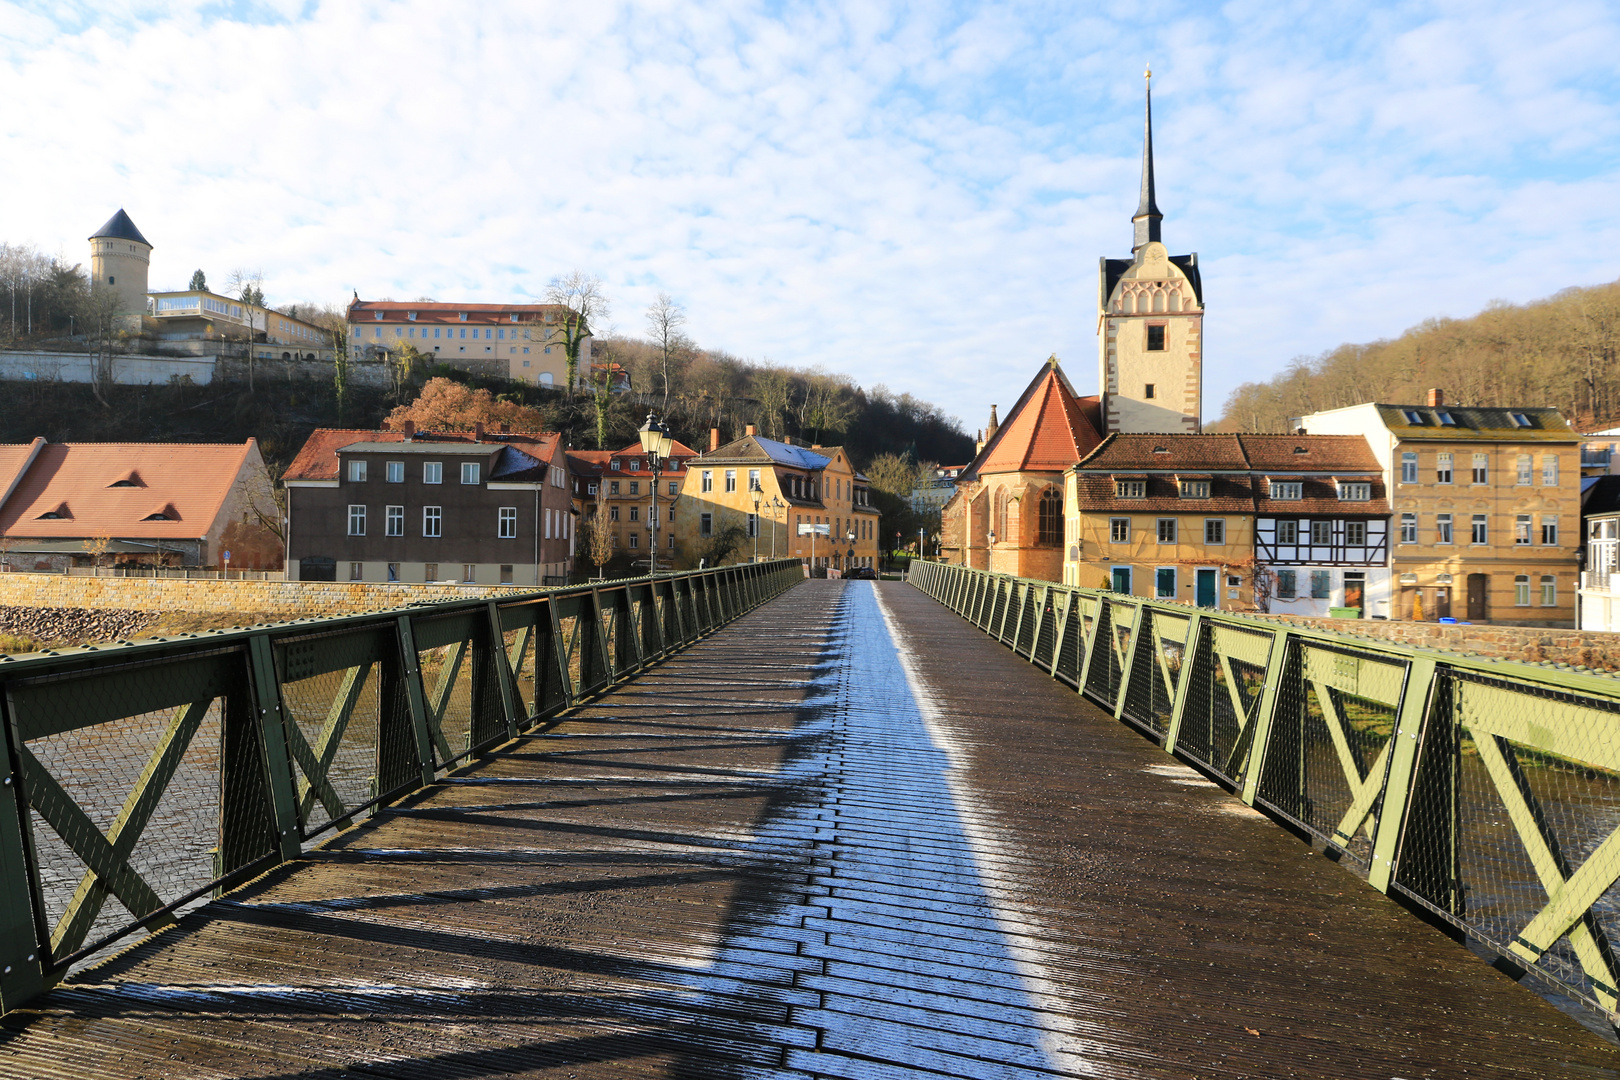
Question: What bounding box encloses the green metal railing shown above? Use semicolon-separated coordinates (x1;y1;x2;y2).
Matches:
0;559;802;1013
911;560;1620;1025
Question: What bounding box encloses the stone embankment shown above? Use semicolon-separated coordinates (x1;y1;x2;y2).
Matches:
0;605;158;648
1258;612;1620;672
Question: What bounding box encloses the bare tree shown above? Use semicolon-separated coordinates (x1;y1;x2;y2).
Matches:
582;482;614;579
226;268;266;390
544;271;608;400
78;281;125;407
751;363;792;439
645;293;690;412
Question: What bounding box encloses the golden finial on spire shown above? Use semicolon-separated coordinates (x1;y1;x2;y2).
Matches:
1048;353;1060;368
1145;64;1151;85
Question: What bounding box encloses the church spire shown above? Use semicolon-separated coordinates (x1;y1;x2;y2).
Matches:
1132;66;1162;253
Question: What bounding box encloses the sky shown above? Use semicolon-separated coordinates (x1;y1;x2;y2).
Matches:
4;1;1620;432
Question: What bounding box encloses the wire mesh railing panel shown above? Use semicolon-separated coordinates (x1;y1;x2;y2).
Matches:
1175;625;1271;784
1033;593;1058;670
418;641;475;769
1055;603;1083;687
1394;670;1620;1021
1015;590;1037;656
279;661;382;836
1121;609;1181;739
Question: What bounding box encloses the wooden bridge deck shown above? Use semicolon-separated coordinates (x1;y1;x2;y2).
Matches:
1;580;1616;1079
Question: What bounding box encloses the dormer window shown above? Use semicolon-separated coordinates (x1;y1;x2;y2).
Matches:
1269;481;1303;500
509;314;518;322
1337;482;1371;501
1293;446;1308;454
36;503;70;520
1178;480;1210;499
1510;412;1532;428
1152;446;1168;454
459;312;469;321
374;311;383;320
108;469;143;487
610;459;621;470
407;311;417;321
1115;480;1146;499
1436;411;1457;426
1402;409;1424;424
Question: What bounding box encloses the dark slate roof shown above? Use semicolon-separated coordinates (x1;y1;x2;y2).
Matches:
1585;475;1620;516
89;209;152;247
1371;404;1575;442
1100;253;1202;309
698;435;830;470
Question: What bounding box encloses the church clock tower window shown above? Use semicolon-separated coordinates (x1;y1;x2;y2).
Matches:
1146;325;1165;351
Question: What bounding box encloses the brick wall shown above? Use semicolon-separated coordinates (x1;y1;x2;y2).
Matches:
0;572;524;620
1255;611;1620;671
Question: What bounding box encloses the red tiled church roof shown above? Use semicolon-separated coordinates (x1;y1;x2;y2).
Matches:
978;365;1103;474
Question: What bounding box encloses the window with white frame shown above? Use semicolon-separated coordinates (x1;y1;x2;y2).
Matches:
499;507;517;538
700;512;713;537
461;462;481;485
748;513;759;537
1179;480;1210;499
1269;481;1302;500
386;505;403;536
347;504;366;536
462;563;475;583
1115;480;1146;499
1517;454;1533;485
1110;518;1130;543
1437;513;1453;544
1471;514;1487;544
1337;482;1370;501
1541;574;1557;606
1542;455;1559;486
1277;519;1298;544
349;562;363;581
725;469;737;493
1542;516;1559;545
423;461;442;484
1515;575;1531;605
348;459;367;482
1310;520;1331;545
701;470;713;493
1400;452;1418;483
1346;521;1366;546
1472;453;1488;484
749;469;761;491
423;506;442;537
1400;513;1417;543
1436;453;1453;484
386;460;404;483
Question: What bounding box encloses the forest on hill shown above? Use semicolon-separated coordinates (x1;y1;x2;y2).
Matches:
1213;279;1620;432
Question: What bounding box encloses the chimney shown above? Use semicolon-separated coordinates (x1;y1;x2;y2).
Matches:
1427;388;1445;407
746;423;757;437
783;435;794;446
811;444;823;450
709;427;720;452
473;422;484;442
499;421;510;434
402;419;416;438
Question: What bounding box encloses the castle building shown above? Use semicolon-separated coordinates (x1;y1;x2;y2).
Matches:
1098;71;1204;435
89;210;152;323
347;299;584;386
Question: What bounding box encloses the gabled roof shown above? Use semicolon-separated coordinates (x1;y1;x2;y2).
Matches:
1236;434;1380;472
972;361;1103;476
0;441;258;538
284;428;559;482
89;209;152;247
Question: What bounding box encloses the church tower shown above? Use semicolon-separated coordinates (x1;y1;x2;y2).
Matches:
89;209;152;321
1098;71;1204;434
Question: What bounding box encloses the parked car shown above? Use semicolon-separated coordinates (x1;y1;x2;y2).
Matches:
846;566;876;580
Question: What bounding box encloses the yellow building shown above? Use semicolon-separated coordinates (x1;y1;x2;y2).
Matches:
1299;392;1580;626
347;299;582;386
673;427;880;570
568;439;698;571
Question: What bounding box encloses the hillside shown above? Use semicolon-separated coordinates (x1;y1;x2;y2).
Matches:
1213;279;1620;431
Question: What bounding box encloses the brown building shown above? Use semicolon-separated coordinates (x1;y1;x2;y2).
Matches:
940;357;1103;580
284;422;573;585
0;438;280;571
568;437;699;573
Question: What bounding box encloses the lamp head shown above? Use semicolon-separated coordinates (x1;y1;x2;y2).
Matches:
637;412;673;460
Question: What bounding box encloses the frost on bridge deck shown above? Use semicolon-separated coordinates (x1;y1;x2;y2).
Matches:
1;581;1616;1078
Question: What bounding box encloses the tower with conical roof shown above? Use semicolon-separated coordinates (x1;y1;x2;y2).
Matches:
1098;69;1204;435
89;209;152;322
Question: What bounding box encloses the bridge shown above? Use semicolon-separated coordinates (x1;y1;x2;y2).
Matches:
0;561;1616;1077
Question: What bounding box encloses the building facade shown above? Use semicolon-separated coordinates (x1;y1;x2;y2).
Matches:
568;438;698;573
148;289;332;361
284;423;573;585
1298;393;1580;626
673;427;880;570
89;210;152;323
347;299;585;386
1580;476;1620;630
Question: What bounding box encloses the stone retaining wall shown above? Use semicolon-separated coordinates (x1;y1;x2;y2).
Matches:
0;571;523;619
1255;611;1620;671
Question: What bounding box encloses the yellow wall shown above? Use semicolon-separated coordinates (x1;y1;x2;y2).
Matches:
1099;241;1202;434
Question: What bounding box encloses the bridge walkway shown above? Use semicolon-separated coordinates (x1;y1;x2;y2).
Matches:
0;580;1615;1078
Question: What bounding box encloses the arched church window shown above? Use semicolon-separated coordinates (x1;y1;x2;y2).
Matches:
1037;488;1062;546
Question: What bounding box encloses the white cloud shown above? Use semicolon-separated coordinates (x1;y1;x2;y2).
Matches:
3;0;1619;431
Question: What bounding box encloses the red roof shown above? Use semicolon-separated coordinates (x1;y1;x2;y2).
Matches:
980;368;1102;473
285;428;560;482
0;441;259;538
347;299;570;326
568;441;698;479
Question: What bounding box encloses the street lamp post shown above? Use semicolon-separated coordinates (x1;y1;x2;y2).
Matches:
753;492;760;563
770;496;784;558
638;412;674;574
846;529;855;572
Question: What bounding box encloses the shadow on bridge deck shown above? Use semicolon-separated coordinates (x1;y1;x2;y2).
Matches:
0;580;1614;1078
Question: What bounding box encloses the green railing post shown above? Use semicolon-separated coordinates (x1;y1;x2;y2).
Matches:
246;634;303;859
1368;657;1438;893
395;615;437;786
485;601;523;743
1113;602;1149;721
0;695;46;1011
1163;611;1205;755
1239;630;1294;806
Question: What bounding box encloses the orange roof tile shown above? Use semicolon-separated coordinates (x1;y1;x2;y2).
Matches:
0;442;257;539
980;368;1102;474
285;428;560;481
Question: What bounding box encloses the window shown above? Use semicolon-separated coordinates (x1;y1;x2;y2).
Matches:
1179;480;1209;499
1269;481;1302;500
700;512;713;537
386;460;404;483
1541;575;1557;606
1517;454;1532;485
1311;571;1331;599
1542;455;1559;486
387;562;399;582
629;481;639;495
1515;575;1531;605
1437;513;1452;544
609;506;619;522
748;513;759;538
702;470;713;493
1515;514;1531;545
462;563;476;583
1157;518;1177;544
587;482;597;495
609;480;620;495
1277;569;1297;599
500;564;513;584
425;563;439;582
1146;324;1165;350
1156;567;1176;598
1471;453;1488;484
386;505;404;536
1038;488;1062;545
749;469;761;491
499;507;517;538
1204;518;1225;544
1310;520;1332;545
668;481;678;496
1337;482;1370;501
1345;520;1366;546
1469;514;1487;544
1402;409;1425;424
1436;453;1452;484
423;506;442;537
725;469;737;493
347;459;367;482
629;506;639;522
349;561;363;581
610;459;621;471
423;462;442;484
1110;517;1130;543
347;504;366;536
1115;480;1146;498
461;462;481;485
628;533;639;548
1144;383;1156;399
1542;517;1559;546
1436;411;1457;426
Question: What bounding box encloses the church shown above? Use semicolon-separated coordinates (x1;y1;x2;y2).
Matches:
939;72;1205;579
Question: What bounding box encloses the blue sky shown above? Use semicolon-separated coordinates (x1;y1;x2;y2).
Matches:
4;1;1620;432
